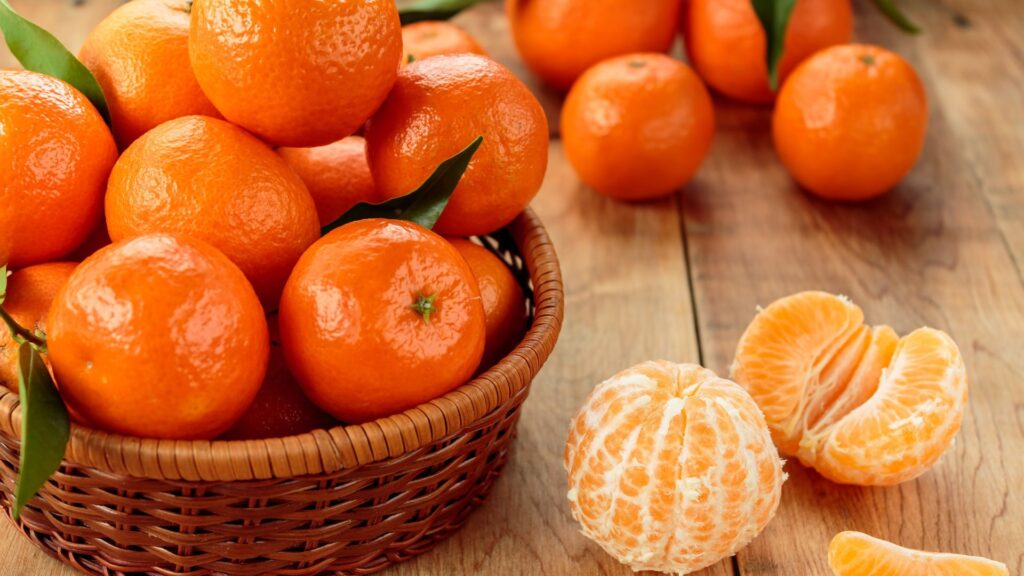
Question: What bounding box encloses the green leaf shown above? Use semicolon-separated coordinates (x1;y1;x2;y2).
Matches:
13;343;69;520
322;136;484;234
751;0;797;91
872;0;921;33
0;0;109;121
398;0;486;25
0;265;7;305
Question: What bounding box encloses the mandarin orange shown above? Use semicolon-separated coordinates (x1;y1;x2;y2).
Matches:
561;53;714;201
0;263;77;391
448;238;528;369
189;0;402;147
0;70;117;268
47;234;268;440
402;21;485;64
829;531;1009;576
684;0;853;103
731;291;968;486
279;219;485;423
106;115;320;309
277;136;381;228
565;361;786;573
365;54;548;237
79;0;220;148
773;45;929;201
506;0;680;91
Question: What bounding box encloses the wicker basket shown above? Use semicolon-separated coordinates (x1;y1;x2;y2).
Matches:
0;209;563;576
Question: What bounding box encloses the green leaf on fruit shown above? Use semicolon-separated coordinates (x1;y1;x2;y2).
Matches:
751;0;797;91
0;0;109;121
398;0;486;25
13;343;69;521
872;0;920;33
322;135;484;233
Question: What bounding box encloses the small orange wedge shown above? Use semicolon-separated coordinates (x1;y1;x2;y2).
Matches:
829;531;1009;575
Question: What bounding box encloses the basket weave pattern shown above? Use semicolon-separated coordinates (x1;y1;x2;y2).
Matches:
0;209;563;575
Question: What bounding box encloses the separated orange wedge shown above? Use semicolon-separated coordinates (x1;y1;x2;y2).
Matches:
829;531;1009;575
731;291;967;485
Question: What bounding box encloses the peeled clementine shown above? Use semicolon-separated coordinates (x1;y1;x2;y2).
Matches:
79;0;220;148
277;136;381;228
448;238;528;369
106;115;320;309
279;219;486;423
773;44;929;201
506;0;680;91
189;0;402;147
366;54;548;237
47;234;268;440
0;262;77;391
829;531;1009;576
0;70;117;268
561;53;715;201
565;361;786;573
731;291;968;486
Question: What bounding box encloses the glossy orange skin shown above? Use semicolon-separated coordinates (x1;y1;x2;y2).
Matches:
402;21;485;64
79;0;220;149
561;54;715;201
47;234;269;440
277;136;381;227
685;0;852;103
365;55;548;237
506;0;679;91
773;45;928;201
106;116;320;309
0;263;77;391
189;0;402;147
0;70;117;269
221;317;335;439
448;239;528;370
279;219;486;423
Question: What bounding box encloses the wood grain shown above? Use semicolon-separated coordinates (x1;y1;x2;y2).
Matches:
2;0;1023;574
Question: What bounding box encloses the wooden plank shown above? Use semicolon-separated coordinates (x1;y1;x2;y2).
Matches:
682;1;1024;574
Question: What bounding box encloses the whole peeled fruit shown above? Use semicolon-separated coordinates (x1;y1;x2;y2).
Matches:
279;219;486;423
47;234;268;439
189;0;402;147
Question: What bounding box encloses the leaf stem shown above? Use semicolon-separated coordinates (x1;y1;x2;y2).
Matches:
0;306;46;349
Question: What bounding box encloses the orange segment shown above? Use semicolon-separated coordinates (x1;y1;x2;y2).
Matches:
817;328;967;485
731;291;968;486
565;361;785;573
829;531;1009;575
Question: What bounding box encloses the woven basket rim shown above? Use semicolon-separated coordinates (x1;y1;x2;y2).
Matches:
0;208;563;482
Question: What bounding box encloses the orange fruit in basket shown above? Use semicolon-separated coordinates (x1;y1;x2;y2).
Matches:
828;531;1009;576
561;53;714;201
731;291;968;486
565;361;786;573
78;0;220;148
189;0;402;147
448;238;528;369
402;21;485;64
222;316;335;439
47;234;268;440
684;0;852;103
0;263;77;391
277;136;381;228
279;219;485;423
365;54;548;237
0;70;117;269
506;0;680;91
773;44;929;201
106;115;320;309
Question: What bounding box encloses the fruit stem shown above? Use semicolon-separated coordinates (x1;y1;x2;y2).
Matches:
0;306;46;349
410;292;438;324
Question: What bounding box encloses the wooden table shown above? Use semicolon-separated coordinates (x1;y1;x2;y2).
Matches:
2;1;1022;574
